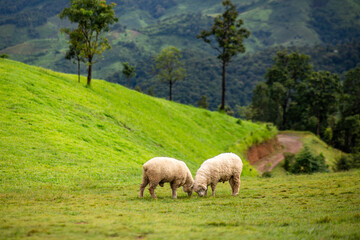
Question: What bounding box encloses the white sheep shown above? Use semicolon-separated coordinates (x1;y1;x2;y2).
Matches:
139;157;194;199
193;153;243;197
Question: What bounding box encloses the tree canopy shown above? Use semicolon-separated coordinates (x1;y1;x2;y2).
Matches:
197;0;250;110
59;0;118;85
155;46;186;101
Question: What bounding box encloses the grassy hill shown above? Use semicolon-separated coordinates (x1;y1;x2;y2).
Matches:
0;58;277;191
1;60;359;239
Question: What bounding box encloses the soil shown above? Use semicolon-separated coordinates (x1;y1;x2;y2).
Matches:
247;134;303;174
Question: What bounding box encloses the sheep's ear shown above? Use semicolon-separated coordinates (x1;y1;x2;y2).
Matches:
202;184;207;190
190;184;194;189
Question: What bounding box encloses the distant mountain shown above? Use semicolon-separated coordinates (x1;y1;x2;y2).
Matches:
1;0;360;110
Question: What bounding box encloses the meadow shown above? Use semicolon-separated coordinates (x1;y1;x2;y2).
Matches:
1;171;359;239
0;59;359;239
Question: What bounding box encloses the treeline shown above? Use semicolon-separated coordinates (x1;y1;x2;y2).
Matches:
106;41;360;113
248;50;360;157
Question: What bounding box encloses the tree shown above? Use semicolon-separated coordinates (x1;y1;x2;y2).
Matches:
198;95;209;109
333;67;360;153
197;0;250;110
342;66;360;117
265;50;312;129
122;62;136;87
59;0;118;86
155;46;186;101
63;29;85;83
297;71;341;136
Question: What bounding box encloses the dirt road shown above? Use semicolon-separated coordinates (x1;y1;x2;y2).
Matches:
255;134;303;173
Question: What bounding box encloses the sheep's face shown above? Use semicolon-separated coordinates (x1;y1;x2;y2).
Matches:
194;184;207;197
183;183;194;197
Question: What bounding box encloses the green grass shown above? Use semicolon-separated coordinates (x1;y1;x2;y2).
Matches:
0;59;276;190
1;60;359;239
1;171;359;239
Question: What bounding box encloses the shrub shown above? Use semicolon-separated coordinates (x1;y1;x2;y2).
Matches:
218;105;234;116
288;147;329;174
334;154;360;171
283;152;295;171
261;171;272;178
334;155;353;171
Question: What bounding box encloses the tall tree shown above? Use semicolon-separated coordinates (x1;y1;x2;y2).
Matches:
155;46;186;101
265;50;312;129
298;71;341;136
59;0;118;86
333;67;360;153
63;29;85;83
342;66;360;117
197;0;250;110
122;62;136;87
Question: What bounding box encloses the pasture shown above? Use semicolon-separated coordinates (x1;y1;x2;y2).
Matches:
1;59;359;239
1;170;359;239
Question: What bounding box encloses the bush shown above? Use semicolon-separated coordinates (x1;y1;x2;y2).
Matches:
261;171;272;178
334;155;353;171
286;147;329;174
283;152;295;171
218;105;234;116
334;154;360;171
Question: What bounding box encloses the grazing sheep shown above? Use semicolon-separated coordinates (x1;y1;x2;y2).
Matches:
139;157;194;199
194;153;243;197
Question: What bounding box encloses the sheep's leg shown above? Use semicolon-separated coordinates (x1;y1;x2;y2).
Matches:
230;175;240;196
170;183;178;199
148;182;158;198
139;175;149;198
211;183;217;197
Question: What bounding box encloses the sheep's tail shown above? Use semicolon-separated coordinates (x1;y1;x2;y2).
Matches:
139;167;149;198
141;167;149;187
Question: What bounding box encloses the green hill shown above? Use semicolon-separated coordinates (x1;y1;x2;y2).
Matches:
0;59;277;190
1;60;359;240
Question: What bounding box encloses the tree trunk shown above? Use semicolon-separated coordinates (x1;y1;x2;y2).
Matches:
87;61;92;86
77;59;80;83
169;80;173;101
281;91;291;129
316;111;321;136
220;60;226;110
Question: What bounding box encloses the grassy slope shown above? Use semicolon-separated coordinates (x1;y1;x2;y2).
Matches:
0;59;277;191
0;60;359;239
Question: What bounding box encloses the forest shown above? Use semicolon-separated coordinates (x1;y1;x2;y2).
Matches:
249;50;360;160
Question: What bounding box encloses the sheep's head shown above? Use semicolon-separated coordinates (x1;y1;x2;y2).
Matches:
194;183;207;197
183;183;194;197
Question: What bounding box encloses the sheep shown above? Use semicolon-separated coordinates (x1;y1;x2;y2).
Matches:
193;153;243;197
139;157;194;199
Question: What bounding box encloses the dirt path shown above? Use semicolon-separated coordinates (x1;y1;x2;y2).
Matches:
255;134;303;173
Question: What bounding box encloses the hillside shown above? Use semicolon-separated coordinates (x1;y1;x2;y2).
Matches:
1;0;360;110
0;59;277;190
1;60;359;240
